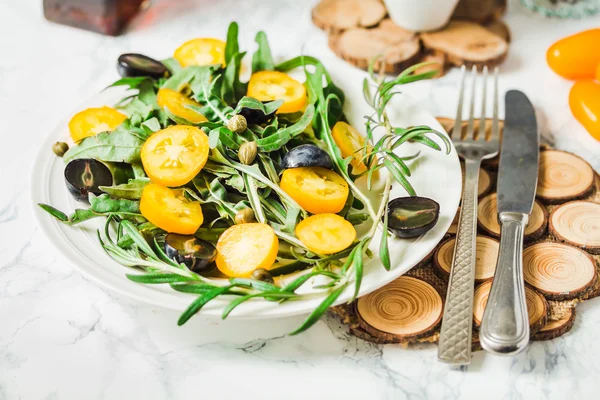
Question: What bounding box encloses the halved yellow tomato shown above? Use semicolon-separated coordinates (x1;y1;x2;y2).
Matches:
332;121;371;174
156;88;207;124
280;166;349;214
140;183;204;234
247;71;307;114
216;223;279;277
141;125;209;187
68;106;127;142
174;38;226;67
295;213;356;254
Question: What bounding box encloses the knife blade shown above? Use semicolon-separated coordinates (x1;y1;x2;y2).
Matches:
497;90;539;214
480;90;539;355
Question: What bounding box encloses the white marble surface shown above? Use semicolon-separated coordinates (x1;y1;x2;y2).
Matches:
2;0;600;399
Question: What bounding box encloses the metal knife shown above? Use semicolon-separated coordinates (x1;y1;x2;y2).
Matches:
480;90;539;355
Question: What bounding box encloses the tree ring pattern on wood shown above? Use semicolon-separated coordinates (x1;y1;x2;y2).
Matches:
356;276;443;341
532;308;576;341
523;242;597;300
434;235;499;282
472;280;548;333
536;150;595;204
478;193;547;241
550;201;600;254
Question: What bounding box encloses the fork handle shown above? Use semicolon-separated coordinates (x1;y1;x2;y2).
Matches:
480;212;530;355
437;159;480;365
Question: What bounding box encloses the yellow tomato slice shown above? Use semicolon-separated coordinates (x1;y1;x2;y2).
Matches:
332;121;371;174
68;106;127;142
295;214;356;254
174;38;226;67
157;88;207;124
141;125;209;187
280;167;349;214
216;223;279;277
247;71;307;114
140;183;203;234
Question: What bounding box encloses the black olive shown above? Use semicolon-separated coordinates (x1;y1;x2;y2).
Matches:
251;268;274;284
64;159;113;202
385;197;440;238
281;144;334;170
235;101;277;125
164;233;217;273
117;53;168;79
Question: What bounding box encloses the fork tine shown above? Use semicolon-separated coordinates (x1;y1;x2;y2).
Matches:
466;65;478;140
453;65;467;139
491;67;500;140
479;66;488;140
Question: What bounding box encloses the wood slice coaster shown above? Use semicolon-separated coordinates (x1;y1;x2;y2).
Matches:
447;206;459;235
523;242;597;300
537;150;595;204
434;235;499;282
478;193;548;241
328;19;421;74
461;163;492;197
356;276;444;342
453;0;507;24
330;121;600;349
472;280;548;334
549;201;600;254
532;308;576;341
311;0;387;33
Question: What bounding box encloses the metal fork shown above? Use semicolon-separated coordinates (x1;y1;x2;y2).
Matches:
437;65;500;365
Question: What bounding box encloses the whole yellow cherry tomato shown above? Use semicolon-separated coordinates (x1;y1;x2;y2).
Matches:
174;38;226;67
280;166;349;214
156;88;207;123
247;71;307;114
68;106;127;142
295;213;356;254
141;125;210;187
215;223;279;277
547;29;600;80
140;183;204;234
332;121;371;174
569;80;600;141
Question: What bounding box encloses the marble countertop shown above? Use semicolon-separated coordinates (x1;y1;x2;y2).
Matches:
2;0;600;399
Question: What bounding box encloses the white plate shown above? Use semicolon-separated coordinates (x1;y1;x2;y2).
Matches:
30;66;461;319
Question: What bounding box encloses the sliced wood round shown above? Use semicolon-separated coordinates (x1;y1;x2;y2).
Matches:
461;164;492;197
356;276;443;341
532;308;575;341
523;242;597;300
472;280;548;333
478;193;548;241
420;21;509;68
311;0;387;33
434;235;499;282
328;19;421;74
536;150;595;204
484;18;511;43
447;206;460;235
550;201;600;254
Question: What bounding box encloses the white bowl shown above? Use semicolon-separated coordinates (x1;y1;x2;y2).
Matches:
383;0;460;31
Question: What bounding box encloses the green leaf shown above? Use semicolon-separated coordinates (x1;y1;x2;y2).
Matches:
141;117;161;135
120;220;158;260
162;58;182;74
380;210;391;271
233;96;283;116
282;270;339;293
127;273;194;284
118;99;153;120
221;52;247;104
229;277;280;292
170;282;223;294
352;241;364;299
383;159;416;196
289;284;348;335
178;285;233;325
224;22;239;65
38;203;68;222
109;77;149;90
255;105;314;151
90;193;140;213
63;130;144;164
251;31;275;73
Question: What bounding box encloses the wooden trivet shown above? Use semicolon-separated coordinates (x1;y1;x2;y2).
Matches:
330;117;600;347
312;0;510;77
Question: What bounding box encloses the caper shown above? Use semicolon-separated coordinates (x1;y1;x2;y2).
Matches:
238;141;258;165
251;268;274;284
52;142;69;157
227;114;248;133
235;208;255;224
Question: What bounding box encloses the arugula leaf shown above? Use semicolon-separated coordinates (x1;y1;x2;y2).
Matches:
90;194;140;213
233;96;283;116
108;77;149;90
63;130;144;164
255;105;314;151
99;178;149;200
221;52;247;105
251;31;275;73
224;21;239;66
162;58;182;74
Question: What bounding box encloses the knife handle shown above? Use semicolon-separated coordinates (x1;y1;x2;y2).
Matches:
480;212;530;355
